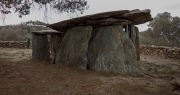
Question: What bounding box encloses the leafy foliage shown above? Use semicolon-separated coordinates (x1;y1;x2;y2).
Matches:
0;20;50;41
0;0;89;18
140;12;180;47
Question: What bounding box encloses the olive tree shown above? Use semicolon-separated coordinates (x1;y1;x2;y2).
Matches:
0;0;89;20
148;12;180;46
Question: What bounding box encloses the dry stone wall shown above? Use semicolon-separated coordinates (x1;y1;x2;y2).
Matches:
0;41;30;48
140;45;180;60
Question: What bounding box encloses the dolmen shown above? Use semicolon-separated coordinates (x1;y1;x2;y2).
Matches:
32;9;153;75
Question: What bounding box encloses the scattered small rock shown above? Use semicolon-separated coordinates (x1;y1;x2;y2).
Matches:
146;82;150;85
171;66;179;71
176;80;180;87
143;75;151;78
2;64;9;66
81;85;86;87
22;66;27;68
42;80;46;83
6;70;11;72
173;90;180;95
148;83;154;88
159;74;168;78
171;76;179;80
170;78;180;95
140;73;145;77
51;72;57;74
150;74;159;78
154;79;166;87
178;70;180;73
170;79;178;85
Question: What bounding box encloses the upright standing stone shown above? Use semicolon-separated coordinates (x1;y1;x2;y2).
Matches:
135;27;140;60
130;24;136;44
55;26;92;69
32;34;50;61
129;25;140;61
88;25;139;74
49;34;62;63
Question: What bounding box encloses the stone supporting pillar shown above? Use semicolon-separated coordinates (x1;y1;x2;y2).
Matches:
128;24;140;61
87;25;139;74
32;34;50;61
135;27;140;61
49;34;62;63
55;26;92;69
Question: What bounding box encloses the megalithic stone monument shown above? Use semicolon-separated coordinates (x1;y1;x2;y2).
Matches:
32;9;153;75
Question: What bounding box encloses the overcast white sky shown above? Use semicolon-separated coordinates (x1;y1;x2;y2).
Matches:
0;0;180;31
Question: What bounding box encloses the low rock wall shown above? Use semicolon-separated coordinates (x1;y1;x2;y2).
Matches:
1;41;180;60
0;41;30;49
140;45;180;60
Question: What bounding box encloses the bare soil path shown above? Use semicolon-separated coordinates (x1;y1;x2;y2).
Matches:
0;48;180;95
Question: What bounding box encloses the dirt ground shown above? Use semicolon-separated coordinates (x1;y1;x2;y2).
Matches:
0;47;180;95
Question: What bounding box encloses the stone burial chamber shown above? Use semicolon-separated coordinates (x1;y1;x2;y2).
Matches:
32;9;153;75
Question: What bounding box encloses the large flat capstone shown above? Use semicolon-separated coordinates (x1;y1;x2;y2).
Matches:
48;9;153;31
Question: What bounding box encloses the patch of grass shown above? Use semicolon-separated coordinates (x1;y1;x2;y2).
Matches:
130;85;147;93
21;51;24;54
16;50;25;55
64;84;70;87
0;53;2;56
12;53;17;56
1;52;10;56
109;82;128;94
16;50;22;54
161;69;177;74
92;78;102;86
152;62;156;64
78;92;82;95
143;60;148;63
132;88;138;91
178;62;180;64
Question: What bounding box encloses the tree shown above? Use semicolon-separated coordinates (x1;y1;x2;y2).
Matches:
148;12;172;40
171;16;180;41
26;20;49;26
141;28;155;37
0;21;51;41
148;12;180;45
0;27;7;41
0;0;89;20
